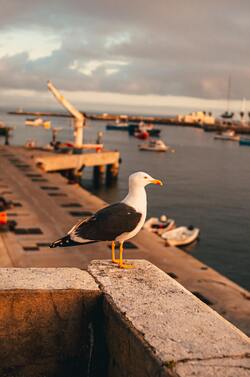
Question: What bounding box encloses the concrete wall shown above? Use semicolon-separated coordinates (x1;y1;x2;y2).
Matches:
0;268;105;377
0;263;249;377
89;260;250;377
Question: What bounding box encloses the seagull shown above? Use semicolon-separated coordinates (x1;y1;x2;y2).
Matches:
50;172;163;268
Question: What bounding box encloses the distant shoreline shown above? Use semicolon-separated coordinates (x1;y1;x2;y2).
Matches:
7;110;250;134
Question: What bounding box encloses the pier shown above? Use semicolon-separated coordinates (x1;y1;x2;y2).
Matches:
0;144;249;336
34;148;119;174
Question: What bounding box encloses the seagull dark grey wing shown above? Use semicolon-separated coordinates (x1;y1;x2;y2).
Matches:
70;202;142;241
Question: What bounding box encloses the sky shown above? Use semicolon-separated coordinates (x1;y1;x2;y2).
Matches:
0;0;249;115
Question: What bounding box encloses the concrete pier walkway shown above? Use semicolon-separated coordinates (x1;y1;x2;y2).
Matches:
0;145;249;335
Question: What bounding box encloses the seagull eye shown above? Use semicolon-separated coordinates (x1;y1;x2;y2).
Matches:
144;176;148;179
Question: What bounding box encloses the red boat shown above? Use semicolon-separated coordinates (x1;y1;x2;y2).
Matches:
135;130;149;140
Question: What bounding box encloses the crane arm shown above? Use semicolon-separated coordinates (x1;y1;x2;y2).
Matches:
47;80;84;121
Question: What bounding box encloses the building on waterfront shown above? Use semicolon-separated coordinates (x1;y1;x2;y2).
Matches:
176;111;215;125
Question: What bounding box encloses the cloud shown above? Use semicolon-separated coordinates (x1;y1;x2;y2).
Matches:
0;29;60;60
0;0;249;109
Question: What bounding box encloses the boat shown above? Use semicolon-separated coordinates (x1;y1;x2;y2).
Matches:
25;118;51;129
42;121;51;129
161;226;200;247
139;139;168;152
220;111;234;119
239;137;250;146
135;130;149;140
106;119;128;131
106;123;128;131
214;130;240;141
144;215;176;235
128;122;161;137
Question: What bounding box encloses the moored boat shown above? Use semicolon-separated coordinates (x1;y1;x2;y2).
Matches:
25;118;51;129
144;215;176;235
239;137;250;146
128;122;161;137
139;139;168;152
106;119;128;131
161;226;200;247
135;130;149;139
214;130;240;141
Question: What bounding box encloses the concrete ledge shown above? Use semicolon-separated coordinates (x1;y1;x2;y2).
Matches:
0;264;249;377
0;267;99;290
89;260;250;377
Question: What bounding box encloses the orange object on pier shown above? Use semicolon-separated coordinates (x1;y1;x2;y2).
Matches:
0;212;7;225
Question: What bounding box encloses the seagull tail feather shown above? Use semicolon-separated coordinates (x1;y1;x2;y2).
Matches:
49;235;97;248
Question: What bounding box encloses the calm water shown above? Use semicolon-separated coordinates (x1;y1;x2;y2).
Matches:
1;112;250;290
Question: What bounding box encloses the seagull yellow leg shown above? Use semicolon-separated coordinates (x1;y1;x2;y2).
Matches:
118;241;134;269
111;241;119;264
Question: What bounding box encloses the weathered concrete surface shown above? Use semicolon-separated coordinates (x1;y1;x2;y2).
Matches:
0;268;103;377
0;236;13;266
0;267;99;290
89;260;250;377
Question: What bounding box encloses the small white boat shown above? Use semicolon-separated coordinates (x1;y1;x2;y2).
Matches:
144;215;176;235
139;139;169;152
25;118;51;129
162;226;200;247
214;130;239;141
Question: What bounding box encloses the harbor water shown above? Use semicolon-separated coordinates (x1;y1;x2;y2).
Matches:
1;111;250;290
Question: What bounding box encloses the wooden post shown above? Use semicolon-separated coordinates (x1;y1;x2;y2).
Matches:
93;165;105;187
106;162;119;185
4;129;10;146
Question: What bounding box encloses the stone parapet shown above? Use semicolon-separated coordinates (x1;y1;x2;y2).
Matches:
0;263;249;377
89;260;250;377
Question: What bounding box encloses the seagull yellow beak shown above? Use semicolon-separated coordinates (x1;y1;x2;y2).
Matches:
150;179;163;186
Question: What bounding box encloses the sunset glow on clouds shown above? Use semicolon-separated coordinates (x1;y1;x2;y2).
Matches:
0;0;249;113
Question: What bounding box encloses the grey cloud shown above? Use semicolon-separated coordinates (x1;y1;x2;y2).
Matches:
0;0;249;99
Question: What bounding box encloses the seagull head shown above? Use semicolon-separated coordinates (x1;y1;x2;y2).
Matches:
129;172;163;188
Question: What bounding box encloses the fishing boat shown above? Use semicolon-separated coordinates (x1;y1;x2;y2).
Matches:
106;119;128;131
214;130;239;141
25;118;51;129
144;215;176;235
139;139;168;152
239;137;250;146
161;226;200;247
135;130;149;140
128;122;161;137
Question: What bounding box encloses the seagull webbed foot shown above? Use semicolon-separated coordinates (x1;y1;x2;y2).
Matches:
112;258;120;264
118;262;135;269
